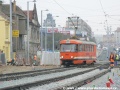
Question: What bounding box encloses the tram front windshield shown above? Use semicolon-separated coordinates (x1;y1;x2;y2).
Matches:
60;44;77;52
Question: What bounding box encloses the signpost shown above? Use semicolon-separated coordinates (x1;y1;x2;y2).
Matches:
12;30;19;37
12;30;19;60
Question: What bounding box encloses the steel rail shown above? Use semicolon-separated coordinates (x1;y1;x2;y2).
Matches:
0;64;108;90
0;67;76;81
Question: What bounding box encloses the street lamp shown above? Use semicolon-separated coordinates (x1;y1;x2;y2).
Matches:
27;0;36;64
41;9;48;51
52;16;59;52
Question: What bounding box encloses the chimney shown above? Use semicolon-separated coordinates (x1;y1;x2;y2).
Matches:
0;0;3;11
13;0;16;13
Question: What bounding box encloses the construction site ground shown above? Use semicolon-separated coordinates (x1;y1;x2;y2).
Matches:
0;65;59;74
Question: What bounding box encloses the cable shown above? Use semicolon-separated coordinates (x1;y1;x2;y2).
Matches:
107;15;120;21
99;0;109;26
52;0;72;15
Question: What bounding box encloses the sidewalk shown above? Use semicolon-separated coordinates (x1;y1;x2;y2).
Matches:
0;65;60;74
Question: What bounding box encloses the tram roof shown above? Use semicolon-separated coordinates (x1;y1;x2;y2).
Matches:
60;39;96;45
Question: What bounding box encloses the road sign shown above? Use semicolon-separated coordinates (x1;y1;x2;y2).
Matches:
12;30;19;37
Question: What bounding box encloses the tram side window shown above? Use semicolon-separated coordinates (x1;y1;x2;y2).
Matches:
72;45;78;52
93;45;94;52
90;45;92;52
87;45;89;52
88;45;90;52
86;44;89;52
83;45;86;51
91;45;94;52
85;45;86;51
84;45;86;51
82;44;85;51
78;45;82;51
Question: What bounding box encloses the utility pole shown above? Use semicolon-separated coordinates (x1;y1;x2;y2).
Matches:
68;17;79;37
105;20;111;59
45;20;47;51
41;9;48;51
52;18;54;52
107;26;109;58
52;16;59;52
10;0;13;59
27;1;29;64
41;10;43;51
27;0;36;64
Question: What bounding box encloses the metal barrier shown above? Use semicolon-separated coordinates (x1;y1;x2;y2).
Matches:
0;53;6;65
39;51;60;65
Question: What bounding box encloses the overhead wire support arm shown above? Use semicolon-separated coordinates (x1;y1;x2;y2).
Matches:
68;17;79;36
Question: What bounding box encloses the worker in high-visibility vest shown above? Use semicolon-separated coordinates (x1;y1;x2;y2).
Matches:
33;55;37;65
115;54;119;66
109;52;115;68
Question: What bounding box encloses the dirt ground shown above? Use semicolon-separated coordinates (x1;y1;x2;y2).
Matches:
0;65;60;74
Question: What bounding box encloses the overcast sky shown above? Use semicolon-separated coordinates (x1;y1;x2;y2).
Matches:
3;0;120;35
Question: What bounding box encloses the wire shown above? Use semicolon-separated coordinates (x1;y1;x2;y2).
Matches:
52;0;72;15
99;0;106;15
99;0;109;26
107;15;120;21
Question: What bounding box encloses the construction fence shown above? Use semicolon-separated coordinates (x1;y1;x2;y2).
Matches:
37;51;60;65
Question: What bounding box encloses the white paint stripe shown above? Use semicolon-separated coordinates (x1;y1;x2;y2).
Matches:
74;57;96;59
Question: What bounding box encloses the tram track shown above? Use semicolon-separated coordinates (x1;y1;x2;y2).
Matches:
0;63;109;90
0;67;76;81
0;63;105;82
56;69;109;90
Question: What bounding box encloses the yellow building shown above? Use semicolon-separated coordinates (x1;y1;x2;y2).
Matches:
0;11;10;62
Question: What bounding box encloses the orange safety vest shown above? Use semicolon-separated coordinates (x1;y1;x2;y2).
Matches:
110;54;114;62
34;55;37;60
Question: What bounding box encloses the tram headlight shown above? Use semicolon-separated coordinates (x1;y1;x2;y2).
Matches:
60;56;63;59
71;56;73;58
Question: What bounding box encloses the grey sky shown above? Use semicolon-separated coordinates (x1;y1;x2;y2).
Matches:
3;0;120;35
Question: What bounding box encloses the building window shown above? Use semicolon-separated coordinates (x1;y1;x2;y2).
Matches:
5;22;9;39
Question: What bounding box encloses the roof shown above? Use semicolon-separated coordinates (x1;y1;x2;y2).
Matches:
60;39;96;45
0;10;9;20
23;3;40;27
1;3;40;26
115;27;120;32
1;4;26;18
23;11;33;21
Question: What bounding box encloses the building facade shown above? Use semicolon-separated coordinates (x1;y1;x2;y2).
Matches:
1;1;27;63
66;16;92;39
0;10;10;61
24;3;40;59
103;34;115;47
114;27;120;47
1;1;40;64
43;13;56;27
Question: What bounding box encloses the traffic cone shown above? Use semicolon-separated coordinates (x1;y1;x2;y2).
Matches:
109;78;114;84
106;81;111;88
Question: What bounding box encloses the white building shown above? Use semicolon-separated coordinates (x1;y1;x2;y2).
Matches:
66;16;92;39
